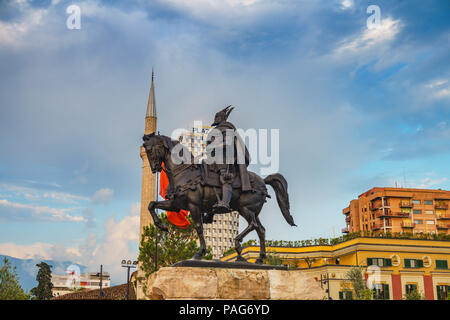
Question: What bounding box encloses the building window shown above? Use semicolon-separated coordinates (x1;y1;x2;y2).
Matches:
424;210;434;215
414;219;423;224
372;284;390;300
436;260;448;269
424;200;433;205
367;258;392;267
404;259;424;268
412;200;421;205
413;209;422;215
405;284;417;295
338;291;353;300
426;220;435;225
436;285;449;300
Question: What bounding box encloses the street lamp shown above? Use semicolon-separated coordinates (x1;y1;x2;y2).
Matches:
96;264;105;300
121;259;138;300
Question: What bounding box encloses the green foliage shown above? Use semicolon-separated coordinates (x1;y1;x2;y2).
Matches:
30;262;53;300
345;266;369;300
222;232;450;259
259;232;450;250
357;288;374;300
138;213;212;285
263;253;283;266
403;288;425;300
0;257;30;300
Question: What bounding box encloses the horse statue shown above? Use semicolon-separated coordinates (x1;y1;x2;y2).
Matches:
142;132;296;264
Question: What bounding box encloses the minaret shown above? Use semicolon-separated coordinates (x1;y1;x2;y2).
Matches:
139;70;157;240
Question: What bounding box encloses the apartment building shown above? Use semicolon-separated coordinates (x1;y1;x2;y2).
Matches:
52;271;111;298
342;187;450;235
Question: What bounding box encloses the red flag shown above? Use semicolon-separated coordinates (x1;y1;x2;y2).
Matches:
159;162;190;229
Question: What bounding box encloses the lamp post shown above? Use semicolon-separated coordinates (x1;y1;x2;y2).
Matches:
96;264;104;300
121;260;138;300
155;171;159;273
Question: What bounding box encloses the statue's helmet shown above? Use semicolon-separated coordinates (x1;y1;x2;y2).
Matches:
212;105;234;126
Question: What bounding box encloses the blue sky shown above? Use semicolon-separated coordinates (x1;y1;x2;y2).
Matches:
0;0;449;283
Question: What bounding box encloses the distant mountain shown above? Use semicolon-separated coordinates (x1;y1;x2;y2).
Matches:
0;255;87;292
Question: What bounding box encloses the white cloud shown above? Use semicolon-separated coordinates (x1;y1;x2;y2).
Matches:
90;204;140;281
333;17;402;71
0;242;53;260
0;7;47;48
160;0;287;28
92;188;114;206
387;176;448;189
0;199;85;222
340;0;353;10
43;191;90;204
0;203;140;283
416;177;448;189
336;17;401;54
425;80;450;100
0;183;89;204
426;79;448;89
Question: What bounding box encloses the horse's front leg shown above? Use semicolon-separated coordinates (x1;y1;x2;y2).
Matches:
148;200;175;232
189;205;207;260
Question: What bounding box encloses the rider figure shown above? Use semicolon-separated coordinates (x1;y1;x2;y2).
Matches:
206;106;252;213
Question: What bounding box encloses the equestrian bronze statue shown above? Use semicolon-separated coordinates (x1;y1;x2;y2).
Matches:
142;107;296;264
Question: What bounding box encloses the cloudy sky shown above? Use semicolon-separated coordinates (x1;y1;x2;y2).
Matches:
0;0;449;283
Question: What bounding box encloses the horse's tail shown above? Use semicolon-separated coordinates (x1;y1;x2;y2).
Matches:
264;173;297;227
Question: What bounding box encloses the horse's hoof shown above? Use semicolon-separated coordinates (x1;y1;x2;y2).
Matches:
235;256;247;263
255;258;264;265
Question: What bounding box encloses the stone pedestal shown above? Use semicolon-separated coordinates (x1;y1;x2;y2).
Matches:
145;266;325;300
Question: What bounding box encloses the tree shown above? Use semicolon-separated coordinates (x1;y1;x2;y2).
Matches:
0;257;30;300
263;253;283;266
403;288;425;300
138;213;212;287
344;266;371;300
30;262;53;300
303;257;316;268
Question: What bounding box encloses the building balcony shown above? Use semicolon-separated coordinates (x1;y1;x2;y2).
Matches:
435;202;449;209
372;222;392;230
402;222;415;228
369;202;382;211
376;210;410;218
437;223;450;229
342;227;349;233
399;201;413;208
345;216;351;223
437;214;450;220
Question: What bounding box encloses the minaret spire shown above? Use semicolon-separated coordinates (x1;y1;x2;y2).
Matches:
138;69;158;299
146;69;156;118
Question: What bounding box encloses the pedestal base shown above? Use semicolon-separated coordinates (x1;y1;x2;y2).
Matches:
145;265;325;300
171;259;288;270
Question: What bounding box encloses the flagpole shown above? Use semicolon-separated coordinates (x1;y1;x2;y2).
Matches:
155;171;159;273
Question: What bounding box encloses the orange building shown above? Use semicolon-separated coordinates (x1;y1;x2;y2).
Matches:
342;187;450;236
